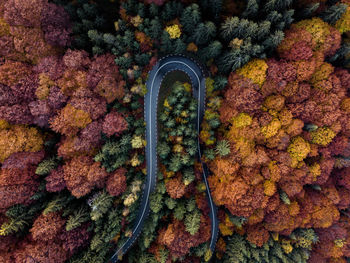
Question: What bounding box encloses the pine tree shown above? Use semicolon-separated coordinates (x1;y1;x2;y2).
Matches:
242;0;259;18
135;53;151;66
263;0;293;12
262;30;284;50
36;157;59;176
149;192;163;213
103;33;116;47
169;154;182;172
174;202;186;220
215;140;231;157
158;142;171;159
128;251;157;263
160;30;173;54
53;0;112;51
222;233;313;263
266;11;282;24
180;4;201;33
88;29;104;46
221;17;240;41
256;21;272;40
218;48;251;73
282;9;295;27
174;38;186;54
136;2;146;17
208;117;221;128
181;153;192;166
161;1;183;21
218;0;295;73
183;168;195;185
184;209;201;235
43;193;75;215
165;118;175;128
204;148;216;160
149;18;162;39
149;3;159;17
328;42;350;67
228;214;247;228
279;190;291;205
104;208;122;242
186;198;196;212
213;75;227;90
320;3;348;25
158;249;169;263
296;3;320;19
193;242;209;258
193;22;216;46
165;197;177;209
89;190;114;221
66;206;90;231
122;0;138;14
0;216;29;236
0;199;48;236
94;135;131;172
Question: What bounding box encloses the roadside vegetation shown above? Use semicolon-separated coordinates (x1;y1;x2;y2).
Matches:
0;0;349;262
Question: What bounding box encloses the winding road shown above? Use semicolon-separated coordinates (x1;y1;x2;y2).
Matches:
109;55;219;263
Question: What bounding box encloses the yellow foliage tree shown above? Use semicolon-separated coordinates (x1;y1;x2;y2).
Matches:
287;136;311;163
0;121;43;162
165;24;182;39
50;104;92;136
236;59;268;87
310;127;336;146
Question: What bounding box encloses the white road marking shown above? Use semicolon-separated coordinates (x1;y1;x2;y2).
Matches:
113;58;217;259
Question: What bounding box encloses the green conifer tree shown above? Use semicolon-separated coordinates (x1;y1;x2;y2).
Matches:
320;3;348;25
279;190;291;205
184;209;201;235
215;140;231;157
66;206;90;231
149;18;162;39
180;4;201;33
90;190;114;221
35;157;59;176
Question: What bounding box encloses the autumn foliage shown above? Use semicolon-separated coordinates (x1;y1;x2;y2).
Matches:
209;17;350;261
0;0;350;262
157;215;211;258
0;2;127;261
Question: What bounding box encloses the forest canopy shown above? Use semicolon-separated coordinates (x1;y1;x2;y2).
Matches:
0;0;349;262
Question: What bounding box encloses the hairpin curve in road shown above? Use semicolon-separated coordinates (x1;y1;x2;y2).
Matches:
109;55;219;263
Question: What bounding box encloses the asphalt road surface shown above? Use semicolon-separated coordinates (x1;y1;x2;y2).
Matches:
109;55;219;263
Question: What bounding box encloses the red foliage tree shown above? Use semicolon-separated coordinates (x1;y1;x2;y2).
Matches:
58;223;91;257
210;18;350;240
13;238;68;263
102;111;128;137
1;0;70;64
0;151;44;209
245;223;270;247
63;156;108;198
106;168;127;197
30;212;66;242
45;166;66;192
57;120;103;158
157;215;211;259
165;174;187;199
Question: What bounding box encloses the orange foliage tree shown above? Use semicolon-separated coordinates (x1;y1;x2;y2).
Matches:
210;18;350;248
63;155;108;198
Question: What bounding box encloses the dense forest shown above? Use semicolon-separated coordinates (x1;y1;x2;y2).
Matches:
0;0;350;262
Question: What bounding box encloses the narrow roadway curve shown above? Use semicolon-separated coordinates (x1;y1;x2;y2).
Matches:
109;55;219;263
